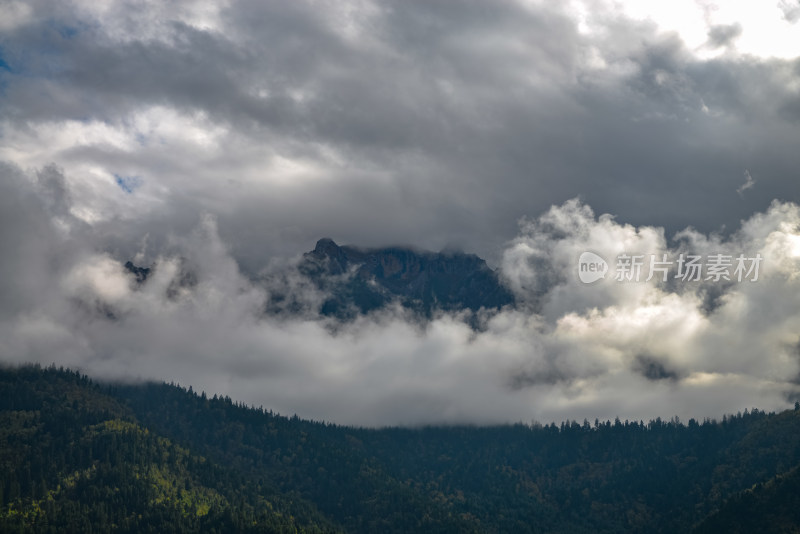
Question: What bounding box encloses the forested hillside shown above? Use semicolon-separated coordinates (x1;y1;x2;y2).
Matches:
0;366;335;533
2;365;800;533
694;463;800;533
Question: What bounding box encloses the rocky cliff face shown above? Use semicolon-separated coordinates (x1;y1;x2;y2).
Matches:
298;238;515;319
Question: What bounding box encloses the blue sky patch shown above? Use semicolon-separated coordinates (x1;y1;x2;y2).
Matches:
0;47;11;72
114;174;142;194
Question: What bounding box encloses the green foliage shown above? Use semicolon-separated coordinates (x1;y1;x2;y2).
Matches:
0;364;335;533
694;464;800;533
2;364;800;533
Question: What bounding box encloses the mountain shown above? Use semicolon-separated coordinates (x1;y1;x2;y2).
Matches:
123;261;150;284
0;366;335;533
125;239;515;323
694;463;800;533
295;238;515;319
3;365;800;533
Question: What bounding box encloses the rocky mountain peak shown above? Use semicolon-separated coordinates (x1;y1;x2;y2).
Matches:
297;239;515;320
313;237;340;255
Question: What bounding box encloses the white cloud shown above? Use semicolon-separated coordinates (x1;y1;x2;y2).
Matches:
2;0;800;426
576;0;800;60
2;165;799;425
737;169;756;196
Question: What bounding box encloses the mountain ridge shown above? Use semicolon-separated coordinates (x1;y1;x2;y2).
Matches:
298;238;515;319
124;238;516;323
3;364;800;533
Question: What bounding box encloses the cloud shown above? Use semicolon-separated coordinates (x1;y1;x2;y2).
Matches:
0;0;799;270
1;161;799;425
114;174;141;194
737;169;756;197
500;198;800;416
706;23;742;50
779;0;800;24
1;1;800;425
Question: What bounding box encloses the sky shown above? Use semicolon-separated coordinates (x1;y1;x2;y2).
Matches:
1;0;800;426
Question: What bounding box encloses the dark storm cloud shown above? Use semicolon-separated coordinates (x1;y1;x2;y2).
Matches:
35;163;73;218
0;164;60;318
2;163;800;425
633;354;682;382
1;0;798;268
2;0;800;425
706;23;742;49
